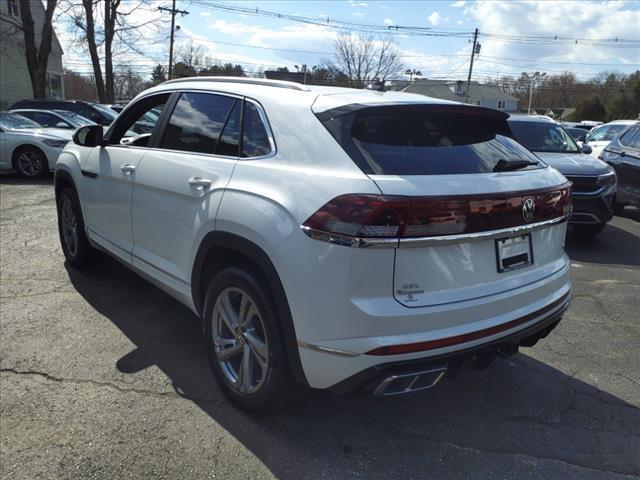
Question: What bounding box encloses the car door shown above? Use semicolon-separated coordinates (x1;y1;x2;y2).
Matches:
131;91;241;294
0;127;7;168
81;93;170;263
620;128;640;202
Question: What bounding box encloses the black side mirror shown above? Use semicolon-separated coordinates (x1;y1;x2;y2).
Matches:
73;124;104;147
581;144;593;154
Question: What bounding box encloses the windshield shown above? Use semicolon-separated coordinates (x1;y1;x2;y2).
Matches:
0;112;41;129
508;121;580;153
54;110;95;126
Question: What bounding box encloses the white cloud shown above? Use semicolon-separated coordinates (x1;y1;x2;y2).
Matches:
467;0;640;78
427;11;442;26
353;11;366;17
457;20;464;25
383;18;395;26
451;1;466;7
199;11;211;17
347;0;368;7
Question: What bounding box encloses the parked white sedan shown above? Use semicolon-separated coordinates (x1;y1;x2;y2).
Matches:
0;112;73;178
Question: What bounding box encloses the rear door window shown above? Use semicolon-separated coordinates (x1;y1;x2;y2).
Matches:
160;92;235;154
320;105;539;175
619;126;639;147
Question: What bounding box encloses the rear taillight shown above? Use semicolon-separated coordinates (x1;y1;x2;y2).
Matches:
302;184;571;240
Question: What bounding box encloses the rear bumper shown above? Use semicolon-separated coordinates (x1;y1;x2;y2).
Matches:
330;291;571;395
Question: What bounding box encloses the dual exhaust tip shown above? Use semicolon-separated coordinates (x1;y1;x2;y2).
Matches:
373;343;525;396
373;367;448;396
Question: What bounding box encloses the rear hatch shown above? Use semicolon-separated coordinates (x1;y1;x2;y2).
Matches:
314;101;571;307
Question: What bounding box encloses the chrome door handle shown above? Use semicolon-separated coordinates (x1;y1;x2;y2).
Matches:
120;164;136;174
188;177;212;189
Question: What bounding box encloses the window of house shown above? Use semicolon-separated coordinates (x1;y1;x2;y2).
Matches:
7;0;20;17
497;100;506;110
241;102;272;158
160;92;235;154
46;74;63;99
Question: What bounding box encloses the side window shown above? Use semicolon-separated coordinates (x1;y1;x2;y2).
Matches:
160;92;235;154
108;93;170;146
29;112;67;128
619;126;639;147
587;126;609;142
241;102;272;158
215;101;241;156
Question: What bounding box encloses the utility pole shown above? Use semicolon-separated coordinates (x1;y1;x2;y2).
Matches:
465;28;479;103
158;1;189;80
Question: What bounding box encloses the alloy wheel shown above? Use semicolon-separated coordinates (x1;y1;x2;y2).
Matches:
17;151;44;177
60;197;79;257
212;287;269;394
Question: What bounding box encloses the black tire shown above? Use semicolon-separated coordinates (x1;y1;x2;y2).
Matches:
572;223;606;237
13;146;49;179
203;266;306;412
57;187;102;268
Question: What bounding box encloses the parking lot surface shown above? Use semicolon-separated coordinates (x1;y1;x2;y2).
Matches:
1;175;639;480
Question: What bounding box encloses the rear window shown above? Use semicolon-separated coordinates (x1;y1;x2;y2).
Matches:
319;105;540;175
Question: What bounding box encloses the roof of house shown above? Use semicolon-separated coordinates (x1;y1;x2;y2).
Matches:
402;79;518;102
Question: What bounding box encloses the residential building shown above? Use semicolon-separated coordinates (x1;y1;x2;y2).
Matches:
402;79;519;112
0;0;65;109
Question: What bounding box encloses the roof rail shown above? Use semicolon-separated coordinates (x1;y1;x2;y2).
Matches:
162;76;310;91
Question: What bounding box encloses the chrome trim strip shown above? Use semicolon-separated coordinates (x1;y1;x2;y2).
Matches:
398;214;570;248
301;214;570;249
162;76;310;91
297;340;360;358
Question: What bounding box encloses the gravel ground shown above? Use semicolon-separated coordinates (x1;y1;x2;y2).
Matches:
1;174;639;480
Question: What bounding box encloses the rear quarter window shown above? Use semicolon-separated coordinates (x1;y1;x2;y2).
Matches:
320;105;541;175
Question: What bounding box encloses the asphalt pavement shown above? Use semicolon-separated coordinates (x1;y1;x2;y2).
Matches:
1;174;639;480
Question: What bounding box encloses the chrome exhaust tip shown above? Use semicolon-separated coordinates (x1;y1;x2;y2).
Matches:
373;366;447;396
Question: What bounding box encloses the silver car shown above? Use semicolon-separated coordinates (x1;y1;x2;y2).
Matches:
0;112;73;178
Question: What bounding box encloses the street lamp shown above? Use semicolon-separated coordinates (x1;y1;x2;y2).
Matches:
524;71;547;115
406;68;422;82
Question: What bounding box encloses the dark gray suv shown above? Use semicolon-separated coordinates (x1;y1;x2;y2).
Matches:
508;115;616;236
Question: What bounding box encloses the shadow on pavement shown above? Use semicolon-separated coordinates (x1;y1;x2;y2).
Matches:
565;217;640;268
0;172;54;186
66;258;640;478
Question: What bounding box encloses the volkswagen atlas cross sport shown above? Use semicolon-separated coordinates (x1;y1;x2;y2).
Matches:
508;115;616;237
55;78;572;411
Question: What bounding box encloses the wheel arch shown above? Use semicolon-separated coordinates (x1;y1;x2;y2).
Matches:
11;143;48;169
191;231;308;386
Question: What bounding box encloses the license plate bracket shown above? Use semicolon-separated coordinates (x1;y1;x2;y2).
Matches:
495;234;533;273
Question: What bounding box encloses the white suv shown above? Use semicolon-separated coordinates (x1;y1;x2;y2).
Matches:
55;78;572;411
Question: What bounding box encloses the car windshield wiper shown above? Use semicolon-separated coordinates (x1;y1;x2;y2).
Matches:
493;158;539;172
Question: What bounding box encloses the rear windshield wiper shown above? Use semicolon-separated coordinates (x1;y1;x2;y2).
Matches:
493;158;539;172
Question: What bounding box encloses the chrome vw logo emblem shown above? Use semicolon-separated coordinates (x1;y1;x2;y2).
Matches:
522;198;535;223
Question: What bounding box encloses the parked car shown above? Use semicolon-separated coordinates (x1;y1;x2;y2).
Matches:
599;123;640;212
564;126;588;143
508;115;616;236
55;78;572;411
10;109;95;130
584;120;638;159
0;112;72;178
103;103;127;114
9;99;118;126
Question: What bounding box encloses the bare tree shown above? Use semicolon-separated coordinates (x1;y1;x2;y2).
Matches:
0;0;58;98
67;0;164;103
175;41;203;71
330;32;403;87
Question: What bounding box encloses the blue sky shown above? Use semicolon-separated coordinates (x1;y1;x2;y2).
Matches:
59;1;640;81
